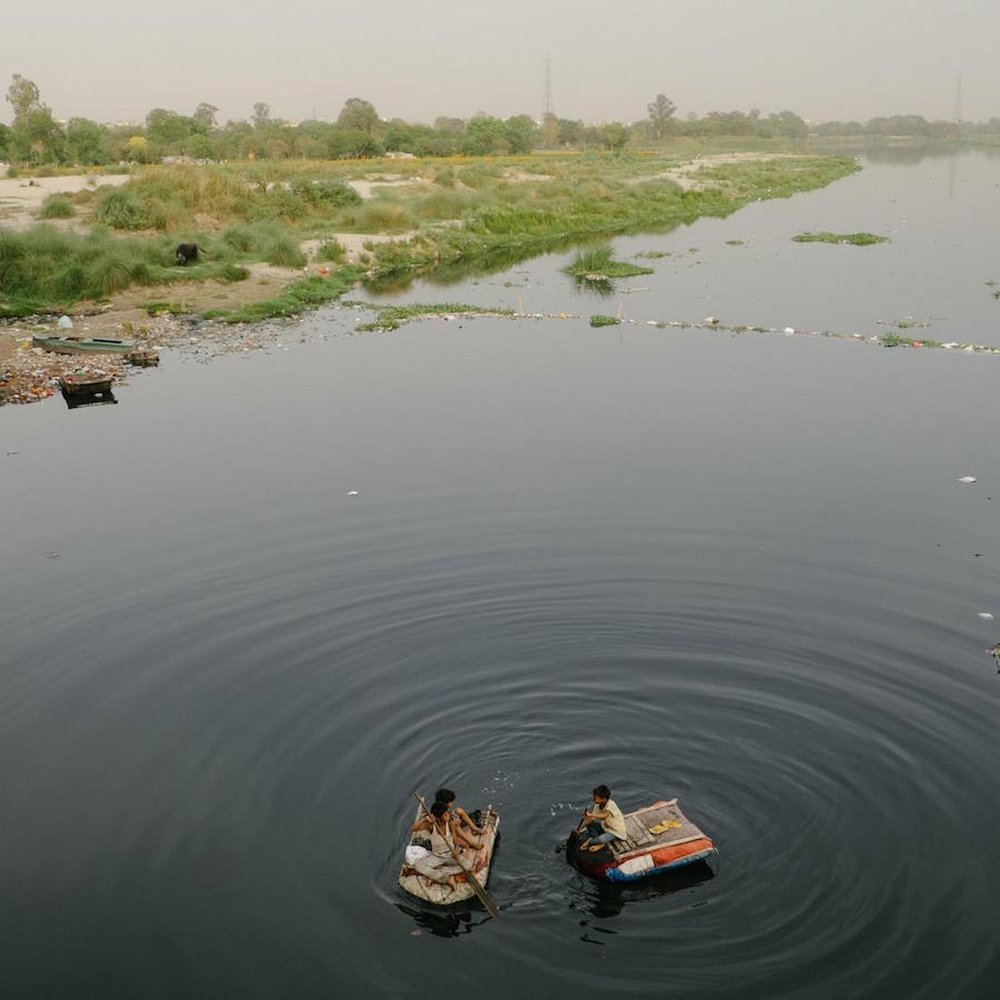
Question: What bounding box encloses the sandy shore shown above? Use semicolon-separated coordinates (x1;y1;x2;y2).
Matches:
0;172;131;231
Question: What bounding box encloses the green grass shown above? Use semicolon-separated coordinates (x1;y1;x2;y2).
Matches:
2;152;862;317
206;270;360;323
564;246;655;280
878;332;941;348
792;231;889;245
347;301;514;331
589;314;622;327
143;301;193;316
37;196;75;219
316;239;346;263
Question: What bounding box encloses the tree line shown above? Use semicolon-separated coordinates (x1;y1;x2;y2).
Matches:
2;75;998;168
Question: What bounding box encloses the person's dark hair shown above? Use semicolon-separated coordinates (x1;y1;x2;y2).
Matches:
435;788;456;804
593;784;611;800
431;800;449;818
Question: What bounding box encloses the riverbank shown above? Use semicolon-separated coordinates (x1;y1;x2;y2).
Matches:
1;150;860;405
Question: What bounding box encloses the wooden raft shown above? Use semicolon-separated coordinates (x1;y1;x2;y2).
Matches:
609;799;709;862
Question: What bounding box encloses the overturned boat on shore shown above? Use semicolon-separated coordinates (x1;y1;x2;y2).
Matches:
568;798;716;882
399;805;500;906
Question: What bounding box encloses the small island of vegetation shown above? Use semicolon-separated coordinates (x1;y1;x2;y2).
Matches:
792;231;890;246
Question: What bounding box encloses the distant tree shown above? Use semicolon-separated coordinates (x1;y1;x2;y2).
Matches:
600;122;630;154
6;74;41;121
328;127;383;159
556;117;584;146
124;135;153;163
187;134;216;160
462;115;507;155
384;119;417;152
646;93;677;140
504;114;539;154
337;98;380;136
252;102;271;129
5;74;63;164
765;110;807;139
145;108;193;146
193;102;219;129
65;117;108;165
433;116;465;135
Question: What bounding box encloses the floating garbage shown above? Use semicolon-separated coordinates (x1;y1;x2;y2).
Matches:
986;643;1000;671
347;490;359;496
977;613;994;620
958;476;977;484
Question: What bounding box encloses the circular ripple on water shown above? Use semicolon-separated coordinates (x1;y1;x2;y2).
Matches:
3;516;997;997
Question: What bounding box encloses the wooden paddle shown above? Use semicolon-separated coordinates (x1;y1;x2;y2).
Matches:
414;793;500;918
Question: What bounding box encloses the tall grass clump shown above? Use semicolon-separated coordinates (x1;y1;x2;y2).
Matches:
221;221;307;268
289;177;361;207
0;226;186;312
348;199;416;233
38;196;75;219
564;245;654;279
316;240;346;263
93;188;162;230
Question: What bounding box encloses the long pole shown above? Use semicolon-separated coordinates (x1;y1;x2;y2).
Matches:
414;793;500;918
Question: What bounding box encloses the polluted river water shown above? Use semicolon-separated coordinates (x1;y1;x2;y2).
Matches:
1;148;999;998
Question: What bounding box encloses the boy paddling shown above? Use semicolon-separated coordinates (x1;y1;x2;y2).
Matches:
578;784;627;852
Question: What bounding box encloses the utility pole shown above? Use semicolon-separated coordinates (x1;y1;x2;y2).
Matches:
543;55;553;119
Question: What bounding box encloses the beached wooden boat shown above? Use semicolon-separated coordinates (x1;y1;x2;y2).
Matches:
568;798;716;882
33;334;134;354
399;805;500;906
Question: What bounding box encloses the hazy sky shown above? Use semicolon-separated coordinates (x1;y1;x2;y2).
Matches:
2;0;997;126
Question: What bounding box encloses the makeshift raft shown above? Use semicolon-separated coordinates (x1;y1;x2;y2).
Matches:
568;798;716;882
399;805;500;906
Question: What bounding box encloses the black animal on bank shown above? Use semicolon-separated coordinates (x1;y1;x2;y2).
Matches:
175;243;199;265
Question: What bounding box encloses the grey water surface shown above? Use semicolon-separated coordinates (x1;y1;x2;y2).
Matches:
2;149;999;999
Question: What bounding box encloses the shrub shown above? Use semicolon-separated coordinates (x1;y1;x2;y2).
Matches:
219;263;250;282
289;177;361;207
87;254;134;296
316;239;346;263
38;196;75;219
93;189;156;230
264;235;307;268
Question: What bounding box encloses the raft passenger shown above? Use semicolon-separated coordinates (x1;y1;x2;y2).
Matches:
578;783;627;852
435;787;484;849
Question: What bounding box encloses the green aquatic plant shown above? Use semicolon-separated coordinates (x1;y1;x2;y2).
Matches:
589;314;622;327
349;301;514;332
564;246;655;280
792;231;889;246
878;332;941;348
